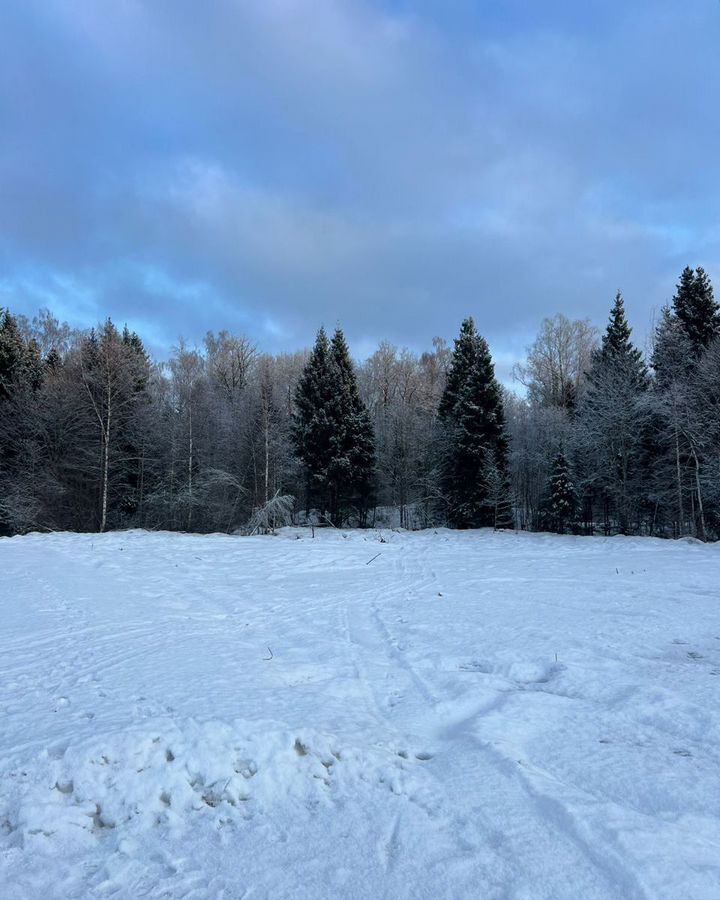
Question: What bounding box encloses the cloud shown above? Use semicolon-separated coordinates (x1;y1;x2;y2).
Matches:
0;0;718;368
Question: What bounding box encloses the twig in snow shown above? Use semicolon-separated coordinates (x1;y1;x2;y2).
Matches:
366;552;382;565
263;646;274;660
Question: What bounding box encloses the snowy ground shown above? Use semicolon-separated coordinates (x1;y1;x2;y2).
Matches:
1;528;719;899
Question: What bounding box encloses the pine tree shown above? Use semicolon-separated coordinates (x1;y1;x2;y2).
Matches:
672;266;720;354
438;318;511;528
541;451;577;534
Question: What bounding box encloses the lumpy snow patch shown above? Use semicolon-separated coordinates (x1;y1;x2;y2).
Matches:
3;719;418;849
459;657;563;685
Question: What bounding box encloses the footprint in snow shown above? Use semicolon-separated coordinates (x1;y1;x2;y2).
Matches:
459;660;492;673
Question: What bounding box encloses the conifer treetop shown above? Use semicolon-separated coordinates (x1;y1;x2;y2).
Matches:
601;292;634;359
672;265;720;352
590;291;647;391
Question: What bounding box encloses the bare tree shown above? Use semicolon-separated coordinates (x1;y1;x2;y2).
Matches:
513;314;598;412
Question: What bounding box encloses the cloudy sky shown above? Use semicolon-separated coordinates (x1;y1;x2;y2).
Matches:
1;0;719;376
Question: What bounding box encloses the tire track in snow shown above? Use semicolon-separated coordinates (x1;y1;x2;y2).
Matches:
347;535;637;899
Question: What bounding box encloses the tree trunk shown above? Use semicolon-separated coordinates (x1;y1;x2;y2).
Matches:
100;381;111;533
690;445;706;542
138;436;145;526
264;399;270;504
187;402;193;531
674;423;684;537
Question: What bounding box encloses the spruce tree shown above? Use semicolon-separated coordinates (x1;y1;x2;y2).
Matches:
651;306;694;389
0;310;29;402
293;326;376;526
0;309;45;534
672;266;720;354
329;328;376;524
541;451;577;534
438;318;511;528
438;319;478;420
599;292;649;388
292;327;336;517
577;293;649;533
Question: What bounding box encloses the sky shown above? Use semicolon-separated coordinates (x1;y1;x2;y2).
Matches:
1;0;719;379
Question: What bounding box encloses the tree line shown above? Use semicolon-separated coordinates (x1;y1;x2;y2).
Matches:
1;265;718;540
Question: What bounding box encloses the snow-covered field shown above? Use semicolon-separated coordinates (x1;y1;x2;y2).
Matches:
1;528;719;899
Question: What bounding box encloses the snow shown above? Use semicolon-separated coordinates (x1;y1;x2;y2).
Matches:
1;528;719;899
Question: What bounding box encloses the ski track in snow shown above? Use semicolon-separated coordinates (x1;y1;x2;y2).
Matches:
1;528;719;899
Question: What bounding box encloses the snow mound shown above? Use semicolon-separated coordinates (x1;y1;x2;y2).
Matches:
2;718;421;851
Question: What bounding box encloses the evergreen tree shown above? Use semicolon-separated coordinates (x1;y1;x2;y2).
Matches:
599;291;649;388
293;326;375;526
651;306;694;389
293;327;335;517
329;328;376;524
541;451;577;534
438;318;511;528
0;309;30;402
438;319;478;420
0;310;46;533
117;326;152;520
576;293;649;534
672;266;720;354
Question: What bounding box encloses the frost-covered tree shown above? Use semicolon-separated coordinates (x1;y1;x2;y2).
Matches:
3;265;720;541
648;268;720;541
576;293;649;534
506;395;573;531
247;492;295;535
512;314;598;413
540;451;577;534
359;338;449;527
76;321;152;531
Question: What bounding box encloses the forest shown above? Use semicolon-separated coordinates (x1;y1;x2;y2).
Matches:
1;266;718;541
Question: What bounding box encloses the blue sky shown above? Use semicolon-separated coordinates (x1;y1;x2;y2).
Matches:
1;0;719;376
